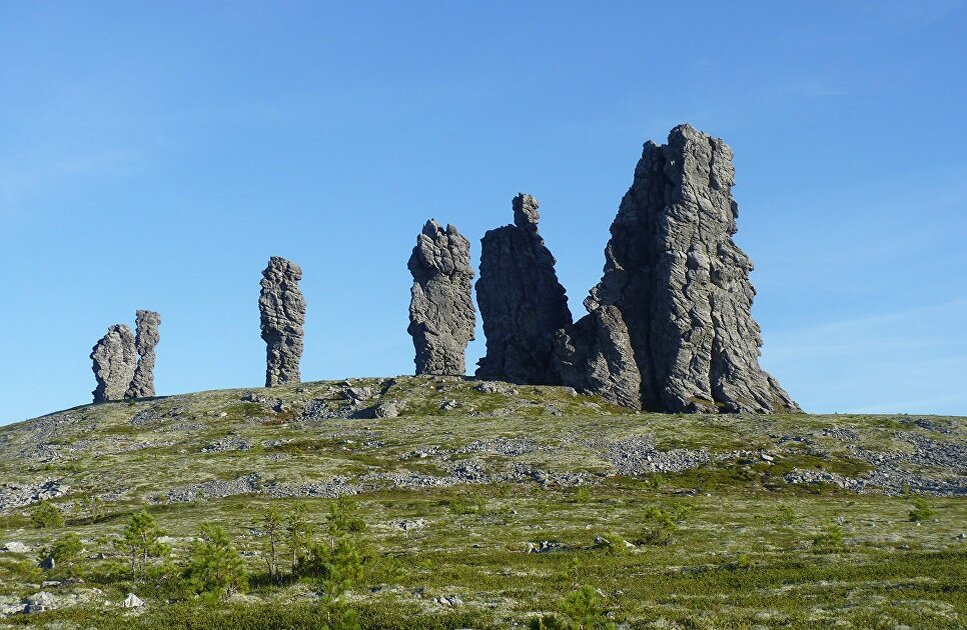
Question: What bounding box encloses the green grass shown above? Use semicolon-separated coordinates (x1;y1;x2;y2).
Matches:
0;377;964;628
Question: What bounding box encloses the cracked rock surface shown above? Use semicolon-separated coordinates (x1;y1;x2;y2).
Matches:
553;305;642;410
475;193;572;384
407;219;475;376
259;256;306;387
125;310;161;399
587;124;799;413
90;325;137;403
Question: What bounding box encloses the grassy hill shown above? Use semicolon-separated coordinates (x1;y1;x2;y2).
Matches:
0;376;965;628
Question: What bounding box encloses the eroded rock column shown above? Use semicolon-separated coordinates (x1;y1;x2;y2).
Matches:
91;325;137;403
407;220;475;376
259;256;306;387
125;310;161;399
475;193;572;384
552;305;642;410
586;124;799;413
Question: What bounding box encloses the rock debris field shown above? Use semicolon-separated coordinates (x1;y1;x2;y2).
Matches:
2;377;964;516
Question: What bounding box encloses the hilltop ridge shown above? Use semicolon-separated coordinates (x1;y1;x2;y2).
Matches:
0;379;965;627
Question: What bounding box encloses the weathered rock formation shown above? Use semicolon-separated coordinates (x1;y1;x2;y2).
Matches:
125;310;161;399
475;194;572;384
90;325;137;403
259;256;306;387
407;220;475;376
584;124;798;413
552;305;642;410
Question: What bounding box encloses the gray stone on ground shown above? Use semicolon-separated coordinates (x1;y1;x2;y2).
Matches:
373;402;401;419
123;593;145;608
1;541;30;553
585;124;799;413
407;220;476;376
475;193;572;384
125;310;161;399
23;591;54;614
259;256;306;387
91;324;137;403
552;305;642;409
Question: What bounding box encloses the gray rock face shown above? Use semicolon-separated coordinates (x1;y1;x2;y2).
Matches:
125;310;161;399
552;305;642;410
90;325;137;403
586;124;798;413
1;541;30;554
475;194;572;384
259;257;306;387
407;220;475;376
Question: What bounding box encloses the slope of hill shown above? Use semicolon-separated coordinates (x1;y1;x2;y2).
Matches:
0;377;965;628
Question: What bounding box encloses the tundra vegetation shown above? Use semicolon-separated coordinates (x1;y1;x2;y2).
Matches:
0;377;964;628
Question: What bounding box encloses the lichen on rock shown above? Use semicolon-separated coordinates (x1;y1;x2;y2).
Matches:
91;324;137;403
125;310;161;399
475;193;572;384
586;124;799;413
259;256;306;387
407;219;475;376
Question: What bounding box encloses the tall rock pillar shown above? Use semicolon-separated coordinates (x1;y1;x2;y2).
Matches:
125;310;161;399
259;256;306;387
407;220;476;376
586;124;799;413
91;324;137;403
475;193;572;384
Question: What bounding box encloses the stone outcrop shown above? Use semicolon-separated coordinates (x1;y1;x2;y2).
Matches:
475;194;572;384
125;310;161;399
407;220;475;376
259;256;306;387
552;305;642;410
585;124;798;413
90;325;137;403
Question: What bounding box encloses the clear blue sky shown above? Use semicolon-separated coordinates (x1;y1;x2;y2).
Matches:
2;1;965;425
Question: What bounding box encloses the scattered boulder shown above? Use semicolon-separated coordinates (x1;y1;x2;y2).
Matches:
433;596;463;607
475;381;516;394
552;305;642;409
259;256;306;387
407;220;476;376
125;310;161;399
396;518;428;532
372;402;401;419
585;124;799;413
123;593;145;608
90;324;137;403
23;591;54;614
1;541;30;553
0;479;68;511
341;386;372;403
475;194;572;384
526;540;566;553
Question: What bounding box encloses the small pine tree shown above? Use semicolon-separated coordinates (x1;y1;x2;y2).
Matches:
558;585;614;629
326;497;366;544
31;501;65;529
909;498;934;522
121;511;167;581
185;524;247;598
812;523;846;553
285;503;316;573
635;505;678;546
45;532;83;567
260;507;284;582
530;585;615;629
